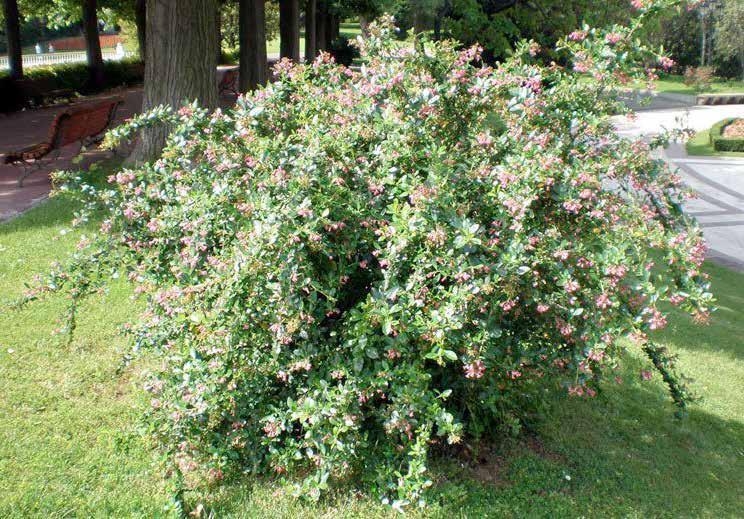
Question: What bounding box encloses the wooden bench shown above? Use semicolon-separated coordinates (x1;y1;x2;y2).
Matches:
3;97;124;186
218;68;239;97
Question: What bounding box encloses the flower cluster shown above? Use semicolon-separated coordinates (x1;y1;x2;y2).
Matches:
39;5;712;507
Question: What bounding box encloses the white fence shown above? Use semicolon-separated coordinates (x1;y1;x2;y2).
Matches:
0;49;136;70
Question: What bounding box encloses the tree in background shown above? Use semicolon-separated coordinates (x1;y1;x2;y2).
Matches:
134;0;145;60
715;0;744;79
279;0;300;60
81;0;103;88
2;0;23;79
305;0;316;60
9;0;139;87
239;0;268;90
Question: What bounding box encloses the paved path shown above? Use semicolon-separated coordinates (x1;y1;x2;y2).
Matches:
613;101;744;271
0;87;144;221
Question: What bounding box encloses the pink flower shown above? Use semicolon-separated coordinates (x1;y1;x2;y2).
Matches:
564;280;580;293
537;303;550;314
569;31;587;41
508;370;522;380
640;370;653;381
476;132;493;147
595;293;612;309
647;309;667;330
500;299;517;312
605;32;622;44
563;200;582;214
263;420;282;438
464;360;486;379
557;320;574;337
658;56;675;71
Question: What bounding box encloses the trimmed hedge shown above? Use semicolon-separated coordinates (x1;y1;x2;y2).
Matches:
0;59;143;113
710;118;744;152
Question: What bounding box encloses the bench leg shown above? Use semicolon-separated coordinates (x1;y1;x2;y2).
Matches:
16;161;42;188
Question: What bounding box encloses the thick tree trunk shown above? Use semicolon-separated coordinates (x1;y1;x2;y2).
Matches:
129;0;218;163
304;0;316;62
135;0;146;61
82;0;105;89
239;0;267;91
2;0;23;80
316;1;327;51
216;5;223;63
279;0;300;60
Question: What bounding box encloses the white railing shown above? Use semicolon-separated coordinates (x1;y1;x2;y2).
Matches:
0;49;136;70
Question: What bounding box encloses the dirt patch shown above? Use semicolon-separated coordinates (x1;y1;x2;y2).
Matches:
524;435;567;464
446;441;510;487
470;453;509;487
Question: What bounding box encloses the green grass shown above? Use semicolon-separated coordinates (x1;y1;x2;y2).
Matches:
2;182;744;517
648;75;744;96
686;120;744;158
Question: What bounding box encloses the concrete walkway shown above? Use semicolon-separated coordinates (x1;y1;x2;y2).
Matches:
613;101;744;271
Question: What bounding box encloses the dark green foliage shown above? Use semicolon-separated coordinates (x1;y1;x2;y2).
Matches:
328;35;359;65
710;119;744;152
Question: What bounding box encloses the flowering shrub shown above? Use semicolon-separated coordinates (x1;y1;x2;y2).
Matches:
683;65;715;93
33;2;713;508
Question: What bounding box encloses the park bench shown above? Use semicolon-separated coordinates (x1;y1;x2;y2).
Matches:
218;68;239;97
3;97;124;186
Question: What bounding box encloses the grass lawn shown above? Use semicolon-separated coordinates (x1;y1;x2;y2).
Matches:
686;120;744;158
235;22;361;58
1;181;744;517
649;75;744;96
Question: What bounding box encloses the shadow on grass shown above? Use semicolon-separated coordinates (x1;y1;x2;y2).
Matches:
190;365;743;518
0;157;118;236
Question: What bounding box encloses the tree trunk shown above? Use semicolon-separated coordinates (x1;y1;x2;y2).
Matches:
82;0;105;89
129;0;219;163
216;4;223;63
2;0;23;80
700;12;707;67
279;0;300;60
135;0;146;61
331;14;339;41
324;11;334;48
304;0;316;62
239;0;267;91
359;15;369;36
316;1;327;51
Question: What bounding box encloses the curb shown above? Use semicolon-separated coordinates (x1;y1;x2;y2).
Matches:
696;93;744;106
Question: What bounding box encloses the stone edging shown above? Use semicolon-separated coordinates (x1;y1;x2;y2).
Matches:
696;93;744;106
